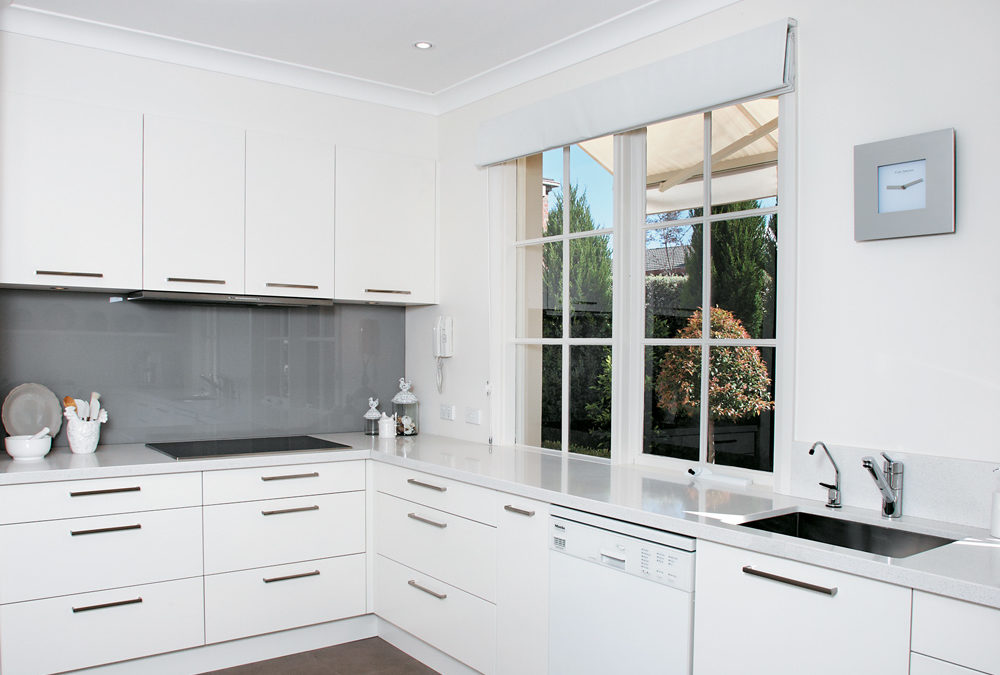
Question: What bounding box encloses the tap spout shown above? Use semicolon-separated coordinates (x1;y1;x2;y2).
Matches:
809;441;841;508
863;452;903;518
862;458;896;504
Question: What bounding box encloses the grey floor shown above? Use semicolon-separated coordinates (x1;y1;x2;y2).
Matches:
202;638;439;675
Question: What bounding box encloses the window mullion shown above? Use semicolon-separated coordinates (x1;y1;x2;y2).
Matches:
561;146;571;453
699;111;713;465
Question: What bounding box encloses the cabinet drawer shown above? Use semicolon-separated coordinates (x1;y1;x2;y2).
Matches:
910;653;987;675
204;491;365;574
375;491;496;601
375;554;495;675
913;591;1000;673
0;472;201;524
203;460;365;504
0;506;203;603
375;462;496;525
206;553;366;644
0;577;204;675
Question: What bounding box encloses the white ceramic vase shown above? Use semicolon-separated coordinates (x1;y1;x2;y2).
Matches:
67;418;101;454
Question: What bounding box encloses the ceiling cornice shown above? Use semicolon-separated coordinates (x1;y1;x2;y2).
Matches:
0;0;739;116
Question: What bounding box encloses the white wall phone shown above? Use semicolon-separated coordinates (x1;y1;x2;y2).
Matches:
434;316;454;358
434;316;453;393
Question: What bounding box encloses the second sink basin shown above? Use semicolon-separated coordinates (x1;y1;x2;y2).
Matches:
739;510;956;559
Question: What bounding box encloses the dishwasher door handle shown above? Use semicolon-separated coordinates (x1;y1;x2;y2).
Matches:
599;549;627;564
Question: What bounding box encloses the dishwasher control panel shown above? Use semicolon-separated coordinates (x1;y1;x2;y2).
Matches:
550;509;695;593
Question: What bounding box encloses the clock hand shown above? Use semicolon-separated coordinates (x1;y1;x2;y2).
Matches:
886;185;905;190
902;177;924;189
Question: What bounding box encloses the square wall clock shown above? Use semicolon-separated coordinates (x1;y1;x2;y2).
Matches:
854;128;955;241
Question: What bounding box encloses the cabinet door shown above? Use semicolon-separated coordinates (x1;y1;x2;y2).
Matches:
143;114;245;293
693;540;911;675
245;130;335;298
496;495;549;675
0;93;142;289
335;146;436;304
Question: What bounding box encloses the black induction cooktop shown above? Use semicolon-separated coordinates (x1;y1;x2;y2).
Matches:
147;435;352;460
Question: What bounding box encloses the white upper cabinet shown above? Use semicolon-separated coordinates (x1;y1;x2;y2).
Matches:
245;131;335;298
143;114;245;294
0;93;142;290
335;146;436;304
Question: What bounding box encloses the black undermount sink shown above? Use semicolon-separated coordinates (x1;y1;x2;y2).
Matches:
739;510;956;559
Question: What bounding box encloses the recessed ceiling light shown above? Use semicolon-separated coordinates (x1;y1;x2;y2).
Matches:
413;41;433;50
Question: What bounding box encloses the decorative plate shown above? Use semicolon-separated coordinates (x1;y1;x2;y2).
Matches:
2;383;62;437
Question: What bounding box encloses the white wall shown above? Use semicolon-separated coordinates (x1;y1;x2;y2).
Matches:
411;0;1000;493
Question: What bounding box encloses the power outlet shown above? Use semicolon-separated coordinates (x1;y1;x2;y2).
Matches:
464;407;482;425
440;404;456;421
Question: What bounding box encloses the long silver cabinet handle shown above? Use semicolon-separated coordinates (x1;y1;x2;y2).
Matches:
406;478;447;492
261;505;320;516
266;282;319;290
261;472;320;482
263;570;320;584
365;288;412;295
166;277;226;285
407;512;447;529
70;486;141;497
504;505;536;517
36;270;104;278
741;565;838;596
71;524;142;537
408;579;447;600
73;597;143;613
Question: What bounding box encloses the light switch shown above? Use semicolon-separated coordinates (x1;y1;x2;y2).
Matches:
440;404;456;421
465;407;481;425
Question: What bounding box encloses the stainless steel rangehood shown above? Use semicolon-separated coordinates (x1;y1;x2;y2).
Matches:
125;290;333;307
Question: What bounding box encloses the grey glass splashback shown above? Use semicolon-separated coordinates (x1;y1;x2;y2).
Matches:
0;290;405;445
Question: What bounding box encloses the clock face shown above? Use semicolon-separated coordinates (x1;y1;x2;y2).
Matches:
877;159;927;214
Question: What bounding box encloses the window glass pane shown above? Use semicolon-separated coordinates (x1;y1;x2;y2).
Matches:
567;141;613;232
646;113;706;217
708;216;777;340
516;241;562;339
570;345;611;458
539;149;563;238
708;346;775;472
710;98;778;213
645;225;699;338
516;344;562;449
643;345;700;462
570;234;612;338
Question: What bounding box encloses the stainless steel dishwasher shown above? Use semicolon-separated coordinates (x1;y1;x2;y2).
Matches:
548;505;696;674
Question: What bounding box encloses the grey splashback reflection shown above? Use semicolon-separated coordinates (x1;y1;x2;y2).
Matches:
0;290;405;445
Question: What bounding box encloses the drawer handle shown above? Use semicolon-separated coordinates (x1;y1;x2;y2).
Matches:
261;472;320;482
70;486;141;497
407;512;447;529
263;570;321;584
266;282;320;290
365;288;412;295
36;270;104;278
261;505;320;516
406;478;447;492
504;504;536;517
73;597;143;613
71;524;142;537
741;566;838;596
166;277;226;285
408;579;447;600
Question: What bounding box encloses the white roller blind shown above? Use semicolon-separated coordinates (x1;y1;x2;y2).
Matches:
475;18;795;167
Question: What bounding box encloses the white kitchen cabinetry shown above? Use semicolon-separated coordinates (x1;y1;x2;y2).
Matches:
910;654;987;675
374;463;497;674
202;461;367;644
496;494;549;675
245;130;336;298
0;93;142;290
693;540;911;675
335;146;436;304
912;591;1000;674
143;114;245;294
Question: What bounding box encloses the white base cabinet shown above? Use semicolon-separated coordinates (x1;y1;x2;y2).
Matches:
0;577;204;675
912;591;1000;674
693;540;911;675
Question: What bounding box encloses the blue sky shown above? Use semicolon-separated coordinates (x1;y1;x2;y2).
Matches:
542;146;613;230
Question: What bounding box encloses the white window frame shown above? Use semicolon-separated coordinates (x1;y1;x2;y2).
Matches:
490;88;797;488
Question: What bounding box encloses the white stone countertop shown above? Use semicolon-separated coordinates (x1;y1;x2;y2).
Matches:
2;432;998;609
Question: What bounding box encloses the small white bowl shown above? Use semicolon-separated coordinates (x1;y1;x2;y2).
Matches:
4;435;52;461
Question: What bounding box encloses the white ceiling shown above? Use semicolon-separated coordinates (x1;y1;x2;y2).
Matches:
2;0;740;113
